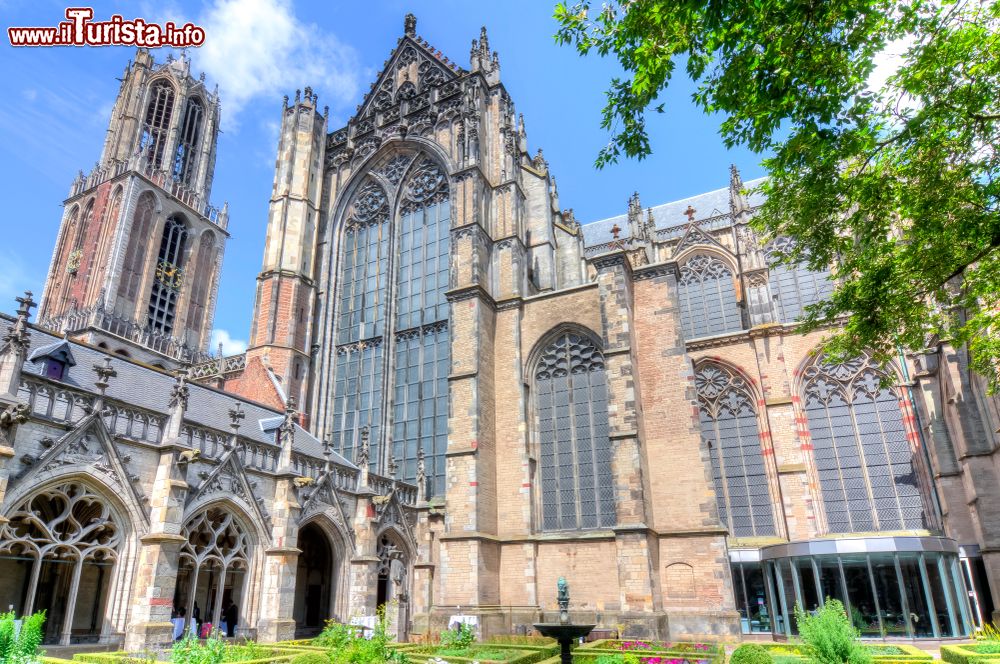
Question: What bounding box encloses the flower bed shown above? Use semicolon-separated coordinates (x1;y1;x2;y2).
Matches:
575;639;723;664
755;642;933;663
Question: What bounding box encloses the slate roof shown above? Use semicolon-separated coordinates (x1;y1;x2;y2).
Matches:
581;177;767;248
2;315;354;469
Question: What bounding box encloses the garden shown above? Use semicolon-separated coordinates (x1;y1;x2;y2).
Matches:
4;601;1000;664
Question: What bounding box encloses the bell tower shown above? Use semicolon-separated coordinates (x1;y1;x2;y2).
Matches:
37;49;229;367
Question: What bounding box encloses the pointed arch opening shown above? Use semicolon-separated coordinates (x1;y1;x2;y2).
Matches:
531;327;615;531
327;151;451;496
115;191;157;315
174;505;253;637
0;480;126;644
140;80;175;169
678;253;742;339
174;96;205;186
695;361;775;537
147;214;189;334
800;353;928;533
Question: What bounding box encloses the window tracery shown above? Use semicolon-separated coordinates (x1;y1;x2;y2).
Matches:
329;156;451;494
174;96;204;186
534;331;615;531
116;192;156;309
678;254;742;338
801;353;925;533
695;362;775;537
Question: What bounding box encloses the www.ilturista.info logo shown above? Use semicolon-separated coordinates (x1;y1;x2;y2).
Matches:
8;8;206;47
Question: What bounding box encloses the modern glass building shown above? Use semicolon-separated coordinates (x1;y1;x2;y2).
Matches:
732;537;977;639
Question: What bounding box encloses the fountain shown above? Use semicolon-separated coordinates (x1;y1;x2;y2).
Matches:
534;578;596;664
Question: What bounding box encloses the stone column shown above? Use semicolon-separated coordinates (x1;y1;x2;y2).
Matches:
124;368;192;651
257;400;302;642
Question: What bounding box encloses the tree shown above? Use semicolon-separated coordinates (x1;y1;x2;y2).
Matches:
555;0;1000;389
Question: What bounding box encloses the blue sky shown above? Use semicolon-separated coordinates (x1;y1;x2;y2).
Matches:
0;0;766;353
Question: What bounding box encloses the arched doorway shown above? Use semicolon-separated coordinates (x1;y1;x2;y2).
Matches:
0;481;123;644
174;507;251;637
293;522;336;636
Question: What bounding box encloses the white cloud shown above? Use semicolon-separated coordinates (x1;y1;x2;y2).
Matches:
210;328;248;355
868;34;916;94
191;0;361;130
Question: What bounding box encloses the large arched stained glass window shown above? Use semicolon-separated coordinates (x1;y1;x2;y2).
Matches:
696;362;775;537
801;353;926;533
765;237;834;323
329;154;450;497
678;254;742;339
534;331;615;531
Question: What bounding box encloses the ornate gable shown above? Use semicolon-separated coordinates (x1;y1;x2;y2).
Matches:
354;28;461;121
16;413;149;525
189;449;272;531
299;470;353;538
673;223;727;258
372;488;416;549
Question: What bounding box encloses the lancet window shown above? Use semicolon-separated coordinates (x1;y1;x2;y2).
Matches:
765;237;834;323
140;80;175;169
678;254;742;339
174;96;205;186
147;215;188;334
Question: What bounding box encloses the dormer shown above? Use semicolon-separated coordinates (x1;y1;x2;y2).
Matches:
29;339;77;381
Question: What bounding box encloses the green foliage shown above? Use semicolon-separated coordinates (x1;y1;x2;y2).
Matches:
556;0;1000;388
313;605;408;664
290;654;332;664
795;599;871;664
731;644;774;664
0;610;46;664
171;631;227;664
976;623;1000;642
440;623;476;650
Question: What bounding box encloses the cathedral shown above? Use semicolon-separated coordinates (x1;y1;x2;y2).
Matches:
1;14;999;652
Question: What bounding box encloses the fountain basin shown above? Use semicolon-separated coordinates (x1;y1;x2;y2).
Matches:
533;623;596;664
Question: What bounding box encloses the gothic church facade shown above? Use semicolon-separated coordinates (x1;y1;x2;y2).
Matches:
1;14;999;651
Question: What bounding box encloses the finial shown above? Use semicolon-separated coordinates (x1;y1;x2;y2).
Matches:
15;291;36;321
404;13;417;37
610;223;621;240
387;446;398;478
416;446;427;502
169;364;190;412
93;357;116;396
322;434;332;464
684;205;697;222
228;400;245;433
355;425;370;468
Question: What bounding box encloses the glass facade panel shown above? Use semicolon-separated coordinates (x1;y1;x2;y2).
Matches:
757;547;971;640
733;563;772;634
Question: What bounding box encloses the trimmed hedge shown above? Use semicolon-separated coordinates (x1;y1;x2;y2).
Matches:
942;644;1000;664
580;641;725;655
755;642;933;663
397;645;554;664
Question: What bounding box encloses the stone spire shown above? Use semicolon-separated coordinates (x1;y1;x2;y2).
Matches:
356;426;370;487
404;13;417;37
729;164;749;218
164;364;190;441
416;447;427;503
470;25;500;82
227;400;245;449
0;291;35;399
627;192;643;239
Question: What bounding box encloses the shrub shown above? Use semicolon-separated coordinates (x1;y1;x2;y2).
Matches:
170;631;227;664
730;644;774;664
795;599;871;664
0;610;47;664
440;624;476;651
291;654;331;664
314;623;357;651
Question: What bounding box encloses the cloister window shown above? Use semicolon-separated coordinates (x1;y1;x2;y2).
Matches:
140;80;175;169
534;331;615;531
116;192;156;313
695;362;775;537
678;254;742;339
801;353;926;533
765;237;833;323
329;154;450;496
0;482;122;644
147;215;188;334
174;96;204;186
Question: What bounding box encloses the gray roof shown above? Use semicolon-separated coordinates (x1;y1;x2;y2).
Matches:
3;315;353;469
28;339;77;366
581;177;767;247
